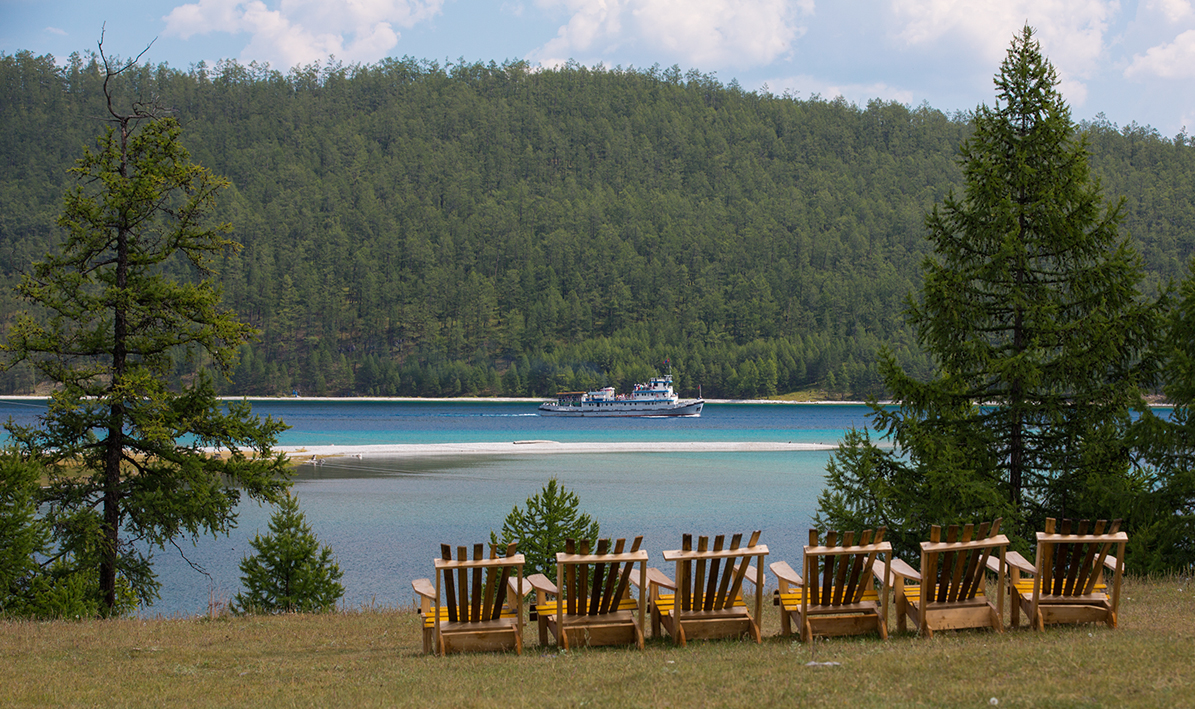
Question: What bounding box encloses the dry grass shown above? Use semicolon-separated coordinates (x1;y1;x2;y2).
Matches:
2;575;1191;708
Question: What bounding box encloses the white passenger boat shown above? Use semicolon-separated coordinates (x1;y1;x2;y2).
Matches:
538;374;704;417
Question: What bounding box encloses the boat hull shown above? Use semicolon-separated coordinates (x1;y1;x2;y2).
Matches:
538;400;704;417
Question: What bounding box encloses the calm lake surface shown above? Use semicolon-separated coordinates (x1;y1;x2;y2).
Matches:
0;399;873;616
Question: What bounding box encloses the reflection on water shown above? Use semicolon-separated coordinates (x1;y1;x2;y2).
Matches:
148;450;833;617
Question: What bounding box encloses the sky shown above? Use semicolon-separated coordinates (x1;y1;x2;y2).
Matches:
3;0;1195;137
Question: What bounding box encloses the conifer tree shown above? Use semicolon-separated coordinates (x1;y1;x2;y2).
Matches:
0;34;291;614
817;26;1154;554
234;494;344;614
491;478;600;578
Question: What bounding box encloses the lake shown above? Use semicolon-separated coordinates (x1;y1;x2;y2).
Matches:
0;399;874;616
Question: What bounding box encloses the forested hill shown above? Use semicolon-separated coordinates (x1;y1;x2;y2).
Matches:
2;52;1194;399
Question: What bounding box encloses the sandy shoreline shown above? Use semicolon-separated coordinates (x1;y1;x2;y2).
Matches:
278;440;838;459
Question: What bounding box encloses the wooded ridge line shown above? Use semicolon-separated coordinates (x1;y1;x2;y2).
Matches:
2;52;1192;399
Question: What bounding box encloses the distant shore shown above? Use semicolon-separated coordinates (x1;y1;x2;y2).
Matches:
0;395;874;405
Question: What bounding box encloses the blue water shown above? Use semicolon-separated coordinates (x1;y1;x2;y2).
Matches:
0;399;873;616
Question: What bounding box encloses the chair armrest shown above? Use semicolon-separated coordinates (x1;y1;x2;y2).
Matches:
736;562;763;587
769;560;804;588
411;577;435;600
889;554;922;583
640;567;676;591
525;573;558;596
1004;550;1036;576
1104;555;1122;572
507;575;537;596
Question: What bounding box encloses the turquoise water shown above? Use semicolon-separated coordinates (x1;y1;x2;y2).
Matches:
0;399;872;616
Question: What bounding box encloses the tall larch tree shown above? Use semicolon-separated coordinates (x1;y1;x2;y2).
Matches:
817;26;1155;557
1;34;291;615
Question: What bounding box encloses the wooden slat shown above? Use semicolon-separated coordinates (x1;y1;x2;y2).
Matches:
589;538;609;616
963;519;998;600
578;539;590;615
843;529;869;605
821;530;837;607
947;524;973;603
662;545;770;561
470;543;483;623
456;546;469;621
693;535;709;612
935;525;957;603
808;529;821;606
725;530;761;611
1040;517;1057;595
714;533;742;610
1052;519;1071;595
490;542;517;621
441;544;458;623
565;538;577;616
680;534;692;613
600;538;625;614
1087;519;1122;596
481;545;496;620
610;536;643;614
703;535;724;612
833;531;854;605
1062;520;1084;595
1072;519;1100;595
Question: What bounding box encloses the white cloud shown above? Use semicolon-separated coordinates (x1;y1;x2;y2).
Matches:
1146;0;1193;23
765;73;916;105
529;0;808;69
889;0;1118;107
1125;29;1195;78
45;27;68;37
163;0;444;68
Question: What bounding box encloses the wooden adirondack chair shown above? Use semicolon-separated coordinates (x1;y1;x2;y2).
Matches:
877;520;1008;638
770;527;891;642
647;531;768;646
410;541;525;655
997;518;1127;630
525;536;649;649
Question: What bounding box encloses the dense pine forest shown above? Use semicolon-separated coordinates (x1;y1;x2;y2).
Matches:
2;50;1194;399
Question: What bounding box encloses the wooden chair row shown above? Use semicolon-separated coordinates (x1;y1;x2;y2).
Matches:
411;519;1126;654
412;532;768;654
776;517;1125;642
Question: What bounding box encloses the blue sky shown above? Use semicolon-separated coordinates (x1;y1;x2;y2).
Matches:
3;0;1195;137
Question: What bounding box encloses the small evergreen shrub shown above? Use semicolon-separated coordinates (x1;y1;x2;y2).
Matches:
234;494;344;614
491;478;600;578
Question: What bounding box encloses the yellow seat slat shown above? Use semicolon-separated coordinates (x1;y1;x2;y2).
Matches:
778;588;878;610
900;585;987;601
422;607;516;628
1013;580;1106;594
535;597;639;615
653;593;745;613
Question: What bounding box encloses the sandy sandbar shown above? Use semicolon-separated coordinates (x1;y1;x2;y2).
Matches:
279;440;838;459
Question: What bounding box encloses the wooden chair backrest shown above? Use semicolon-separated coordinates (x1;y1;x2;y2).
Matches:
1037;518;1123;597
675;531;762;613
923;519;1002;604
559;536;644;616
804;527;888;606
438;541;518;623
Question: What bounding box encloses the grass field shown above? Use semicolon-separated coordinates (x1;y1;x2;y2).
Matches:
2;575;1191;708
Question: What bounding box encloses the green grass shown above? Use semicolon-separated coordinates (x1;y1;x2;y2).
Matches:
2;575;1192;708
